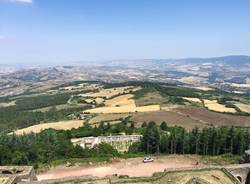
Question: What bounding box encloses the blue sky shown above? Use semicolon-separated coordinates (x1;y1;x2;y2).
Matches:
0;0;250;65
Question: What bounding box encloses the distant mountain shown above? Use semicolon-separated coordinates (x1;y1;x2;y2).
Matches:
170;55;250;67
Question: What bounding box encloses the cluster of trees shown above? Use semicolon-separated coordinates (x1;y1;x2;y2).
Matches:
0;118;135;166
0;92;93;132
0;129;118;167
133;122;250;155
69;117;136;138
14;93;72;111
0;106;90;132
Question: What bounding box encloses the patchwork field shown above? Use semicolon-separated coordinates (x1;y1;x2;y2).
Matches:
80;86;140;99
105;94;135;107
3;81;250;134
204;99;236;113
12;120;83;135
132;106;250;129
84;91;161;114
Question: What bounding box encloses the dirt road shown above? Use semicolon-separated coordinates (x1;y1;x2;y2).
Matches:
37;155;201;181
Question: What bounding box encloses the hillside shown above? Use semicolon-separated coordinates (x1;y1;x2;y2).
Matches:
1;81;250;134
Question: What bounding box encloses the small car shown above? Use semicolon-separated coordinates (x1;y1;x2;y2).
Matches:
143;156;154;163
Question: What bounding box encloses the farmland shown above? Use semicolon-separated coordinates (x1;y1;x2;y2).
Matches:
1;81;250;134
12;120;83;135
204;99;237;113
234;102;250;113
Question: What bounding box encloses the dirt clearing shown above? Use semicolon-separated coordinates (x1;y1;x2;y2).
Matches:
37;155;201;181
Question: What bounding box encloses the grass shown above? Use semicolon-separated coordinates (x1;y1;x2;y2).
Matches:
200;154;241;165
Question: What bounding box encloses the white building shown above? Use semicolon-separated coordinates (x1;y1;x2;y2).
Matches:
71;134;142;152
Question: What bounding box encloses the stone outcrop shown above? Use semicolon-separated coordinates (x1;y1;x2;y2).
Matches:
0;166;37;184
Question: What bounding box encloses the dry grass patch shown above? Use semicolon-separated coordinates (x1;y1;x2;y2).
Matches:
12;120;83;135
235;103;250;113
182;97;202;103
84;105;160;114
0;100;16;108
204;99;236;113
105;94;135;107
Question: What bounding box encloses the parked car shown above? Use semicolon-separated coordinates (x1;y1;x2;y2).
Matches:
143;156;154;163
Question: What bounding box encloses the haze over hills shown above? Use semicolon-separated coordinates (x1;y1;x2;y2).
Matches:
1;55;250;97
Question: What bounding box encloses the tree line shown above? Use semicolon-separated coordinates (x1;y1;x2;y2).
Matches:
134;122;250;155
0;119;249;168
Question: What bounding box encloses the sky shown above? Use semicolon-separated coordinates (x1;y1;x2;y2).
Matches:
0;0;250;65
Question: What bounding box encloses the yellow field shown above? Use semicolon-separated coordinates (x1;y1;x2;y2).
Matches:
80;86;140;99
84;92;160;113
0;100;16;107
235;103;250;113
104;94;135;107
204;99;236;113
85;104;160;113
12;120;83;135
95;97;105;104
182;97;202;103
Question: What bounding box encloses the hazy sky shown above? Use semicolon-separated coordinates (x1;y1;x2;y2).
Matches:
0;0;250;64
